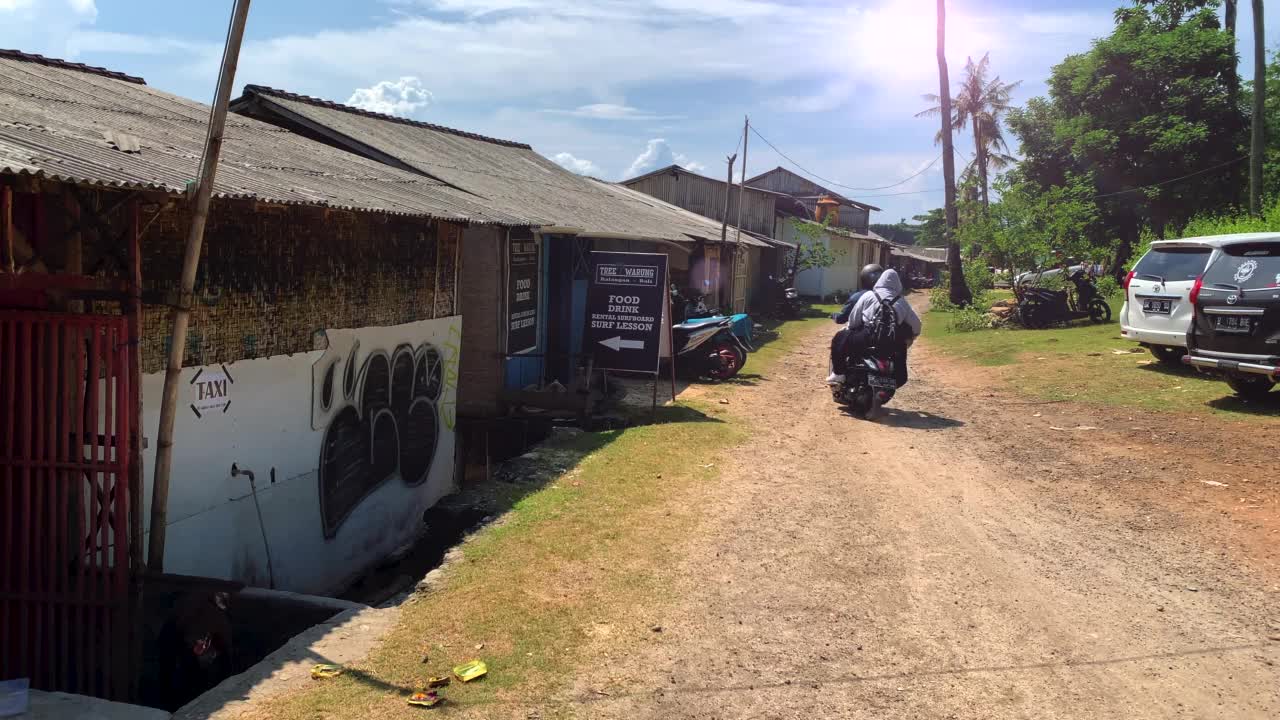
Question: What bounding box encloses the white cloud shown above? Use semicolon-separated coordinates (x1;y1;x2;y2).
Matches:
624;138;705;179
543;103;683;121
772;80;857;114
0;0;99;57
347;76;434;117
550;152;601;176
1015;11;1113;38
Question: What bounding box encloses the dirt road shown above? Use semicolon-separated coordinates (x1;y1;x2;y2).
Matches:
566;313;1280;718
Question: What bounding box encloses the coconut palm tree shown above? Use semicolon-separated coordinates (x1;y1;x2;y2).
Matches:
919;53;1021;213
934;0;970;306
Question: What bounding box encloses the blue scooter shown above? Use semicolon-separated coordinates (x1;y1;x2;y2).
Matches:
672;287;754;350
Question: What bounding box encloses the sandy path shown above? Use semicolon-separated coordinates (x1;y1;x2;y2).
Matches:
566;310;1280;719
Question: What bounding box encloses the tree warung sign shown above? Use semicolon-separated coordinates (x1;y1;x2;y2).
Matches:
506;235;539;354
584;251;668;373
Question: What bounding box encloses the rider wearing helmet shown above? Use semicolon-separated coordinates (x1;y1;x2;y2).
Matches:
827;264;883;384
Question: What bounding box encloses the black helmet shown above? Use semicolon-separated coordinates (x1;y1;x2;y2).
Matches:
859;263;884;290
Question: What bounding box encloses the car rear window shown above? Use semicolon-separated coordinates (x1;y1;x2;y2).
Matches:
1202;243;1280;289
1132;247;1211;282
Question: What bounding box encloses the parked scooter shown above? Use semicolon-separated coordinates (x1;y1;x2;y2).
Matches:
671;286;755;350
671;317;749;380
769;275;803;319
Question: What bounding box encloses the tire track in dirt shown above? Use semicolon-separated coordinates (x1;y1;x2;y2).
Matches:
565;315;1280;719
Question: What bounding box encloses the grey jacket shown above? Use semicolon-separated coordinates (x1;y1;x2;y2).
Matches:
846;270;922;337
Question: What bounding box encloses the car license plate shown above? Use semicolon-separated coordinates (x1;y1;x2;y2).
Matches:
1142;298;1172;314
1213;315;1253;334
868;375;896;390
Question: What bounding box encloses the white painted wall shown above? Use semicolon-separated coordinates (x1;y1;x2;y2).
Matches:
140;316;462;596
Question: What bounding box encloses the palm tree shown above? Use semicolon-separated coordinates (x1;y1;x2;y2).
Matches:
919;53;1020;213
935;0;970;306
1250;0;1265;215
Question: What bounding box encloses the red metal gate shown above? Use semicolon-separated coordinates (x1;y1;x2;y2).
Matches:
0;310;134;700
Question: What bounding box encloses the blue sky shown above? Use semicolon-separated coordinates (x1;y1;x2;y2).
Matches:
2;0;1277;224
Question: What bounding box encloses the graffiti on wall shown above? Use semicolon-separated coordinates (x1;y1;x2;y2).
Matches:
311;318;459;539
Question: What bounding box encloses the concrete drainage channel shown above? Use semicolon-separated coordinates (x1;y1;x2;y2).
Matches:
165;502;489;720
23;428;593;719
170;592;398;720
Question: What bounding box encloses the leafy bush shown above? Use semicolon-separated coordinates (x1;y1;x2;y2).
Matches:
949;307;991;332
962;261;995;293
1095;274;1120;300
929;279;957;311
1181;199;1280;237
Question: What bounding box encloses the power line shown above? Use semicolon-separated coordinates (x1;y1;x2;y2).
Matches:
860;187;945;198
1090;155;1248;199
748;123;942;192
849;155;1248;201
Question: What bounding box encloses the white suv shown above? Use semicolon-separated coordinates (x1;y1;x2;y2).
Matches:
1120;237;1226;365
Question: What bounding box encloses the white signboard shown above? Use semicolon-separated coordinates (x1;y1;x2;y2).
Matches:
190;367;232;417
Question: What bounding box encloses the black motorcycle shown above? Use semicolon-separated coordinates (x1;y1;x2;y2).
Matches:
769;276;803;319
832;351;899;419
830;314;907;419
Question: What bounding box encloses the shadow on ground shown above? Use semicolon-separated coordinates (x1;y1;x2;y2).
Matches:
1206;393;1280;416
875;407;966;430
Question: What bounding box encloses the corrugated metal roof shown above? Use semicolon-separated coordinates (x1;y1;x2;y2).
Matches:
890;244;948;263
0;51;521;224
237;86;766;246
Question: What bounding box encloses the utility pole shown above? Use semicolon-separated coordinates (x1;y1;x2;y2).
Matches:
732;116;749;313
719;153;737;245
148;0;252;572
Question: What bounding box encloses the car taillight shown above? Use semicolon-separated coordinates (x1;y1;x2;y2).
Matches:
1189;275;1204;307
1123;270;1135;291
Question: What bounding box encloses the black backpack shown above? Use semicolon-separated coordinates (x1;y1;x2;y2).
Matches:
869;293;900;349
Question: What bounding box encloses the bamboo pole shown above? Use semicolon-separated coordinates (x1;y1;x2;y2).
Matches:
147;0;252;572
732;117;748;312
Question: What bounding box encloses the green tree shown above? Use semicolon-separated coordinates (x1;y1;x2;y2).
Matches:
1249;49;1280;193
868;221;920;245
969;171;1105;276
785;218;845;283
1007;0;1245;274
911;209;948;247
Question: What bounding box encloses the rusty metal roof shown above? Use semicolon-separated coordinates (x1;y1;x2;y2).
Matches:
0;50;521;224
234;85;767;246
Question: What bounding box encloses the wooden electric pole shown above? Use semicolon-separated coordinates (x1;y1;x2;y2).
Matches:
149;0;252;571
731;116;749;312
720;153;737;245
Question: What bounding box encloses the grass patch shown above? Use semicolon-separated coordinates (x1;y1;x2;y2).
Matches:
251;310;825;719
747;303;840;370
924;297;1280;419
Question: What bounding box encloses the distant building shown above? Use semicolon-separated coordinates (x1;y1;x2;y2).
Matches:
620;164;803;311
744;166;881;235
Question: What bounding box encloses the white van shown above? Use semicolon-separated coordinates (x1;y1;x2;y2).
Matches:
1120;237;1231;365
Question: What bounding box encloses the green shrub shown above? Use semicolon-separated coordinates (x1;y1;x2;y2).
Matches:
929;281;957;311
949;307;991;332
1095;275;1120;300
962;261;995;293
1181;199;1280;237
